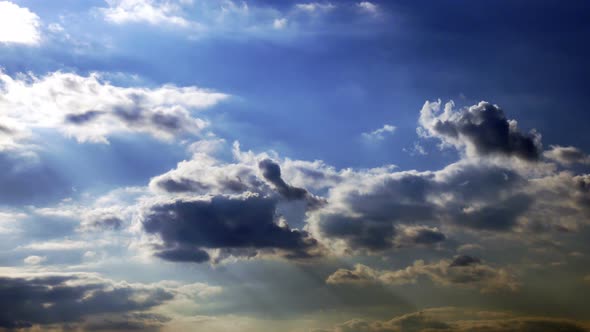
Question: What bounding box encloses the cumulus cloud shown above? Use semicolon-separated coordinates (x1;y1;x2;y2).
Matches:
314;307;589;332
0;70;228;143
150;146;323;207
327;256;520;293
140;193;319;263
0;1;41;45
307;160;533;253
362;124;396;141
418;100;542;161
101;0;191;27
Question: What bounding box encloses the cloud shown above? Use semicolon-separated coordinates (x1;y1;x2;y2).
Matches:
307;160;533;253
362;124;396;141
0;1;41;45
101;0;191;27
0;272;174;329
141;193;319;263
314;307;589;332
0;70;228;143
357;1;379;15
150;147;323;207
259;158;323;206
327;256;520;293
295;3;336;13
418;100;542;161
273;18;288;30
393;225;446;247
23;255;46;265
544;145;590;166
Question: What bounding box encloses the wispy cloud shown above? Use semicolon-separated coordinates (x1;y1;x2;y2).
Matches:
362;124;396;141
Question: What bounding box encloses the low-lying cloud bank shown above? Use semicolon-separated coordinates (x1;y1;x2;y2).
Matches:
0;270;221;330
313;307;590;332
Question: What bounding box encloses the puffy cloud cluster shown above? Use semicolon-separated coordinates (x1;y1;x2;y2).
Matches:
137;98;590;262
314;307;589;332
0;70;228;144
306;161;532;253
141;145;322;263
327;255;520;293
418;100;542;161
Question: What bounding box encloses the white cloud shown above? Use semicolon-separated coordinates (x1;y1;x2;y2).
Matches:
24;255;47;265
357;1;378;14
295;3;336;12
273;18;288;30
101;0;191;26
362;124;396;141
0;70;228;143
0;1;41;45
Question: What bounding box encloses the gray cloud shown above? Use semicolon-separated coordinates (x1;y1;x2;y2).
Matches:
141;193;319;263
308;162;532;253
0;273;173;329
394;225;446;247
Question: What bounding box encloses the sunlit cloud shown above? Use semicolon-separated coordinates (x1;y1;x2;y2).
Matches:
0;1;41;45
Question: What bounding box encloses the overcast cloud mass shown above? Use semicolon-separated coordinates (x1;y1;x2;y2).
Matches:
0;0;589;331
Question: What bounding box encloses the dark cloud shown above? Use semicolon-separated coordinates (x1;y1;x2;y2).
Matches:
65;110;104;124
259;158;325;208
0;124;14;134
153;245;210;263
155;178;212;193
310;161;535;252
449;255;481;267
84;215;124;230
411;228;445;244
447;194;533;231
320;214;397;251
142;194;318;263
0;274;173;329
421;101;542;160
259;158;308;200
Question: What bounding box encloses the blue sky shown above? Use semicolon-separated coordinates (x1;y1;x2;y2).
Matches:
1;1;590;331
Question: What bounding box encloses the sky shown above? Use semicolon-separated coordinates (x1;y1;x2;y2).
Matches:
0;0;590;331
